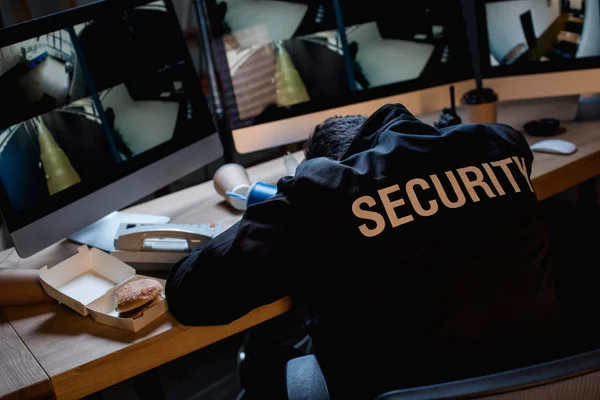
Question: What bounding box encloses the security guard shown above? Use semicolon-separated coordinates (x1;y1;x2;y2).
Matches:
166;104;561;399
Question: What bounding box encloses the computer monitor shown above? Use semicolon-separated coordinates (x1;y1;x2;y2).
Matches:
203;0;475;154
0;0;223;258
476;0;600;118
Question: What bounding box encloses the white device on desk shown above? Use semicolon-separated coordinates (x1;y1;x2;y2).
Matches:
530;139;577;155
110;222;222;271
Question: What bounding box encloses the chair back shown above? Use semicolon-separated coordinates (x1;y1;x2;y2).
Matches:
376;348;600;400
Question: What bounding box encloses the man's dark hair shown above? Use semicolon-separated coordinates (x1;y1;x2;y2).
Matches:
304;115;367;161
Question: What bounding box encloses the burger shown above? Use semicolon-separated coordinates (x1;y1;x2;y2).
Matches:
115;278;163;318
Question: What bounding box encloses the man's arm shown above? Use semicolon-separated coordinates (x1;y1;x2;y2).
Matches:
0;269;56;308
165;192;298;326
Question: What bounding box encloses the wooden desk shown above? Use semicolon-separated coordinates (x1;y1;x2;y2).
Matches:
0;314;53;400
0;154;295;400
1;300;290;400
2;96;600;399
494;96;600;200
557;30;580;45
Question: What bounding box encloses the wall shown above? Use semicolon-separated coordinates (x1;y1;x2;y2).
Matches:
0;0;78;26
0;0;162;27
101;84;134;116
225;0;309;48
69;55;87;101
576;0;600;57
0;44;20;77
100;83;178;155
570;0;584;10
486;0;561;62
347;22;434;88
24;0;72;19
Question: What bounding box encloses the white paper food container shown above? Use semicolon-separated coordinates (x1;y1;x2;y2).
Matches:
39;245;168;332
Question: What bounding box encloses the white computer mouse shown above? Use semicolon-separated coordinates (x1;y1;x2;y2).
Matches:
530;139;577;155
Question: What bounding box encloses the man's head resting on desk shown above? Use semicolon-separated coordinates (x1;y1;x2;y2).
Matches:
304;115;367;161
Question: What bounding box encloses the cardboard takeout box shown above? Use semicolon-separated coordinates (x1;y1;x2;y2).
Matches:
39;245;168;332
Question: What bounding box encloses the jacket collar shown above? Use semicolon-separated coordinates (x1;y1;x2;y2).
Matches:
340;103;429;159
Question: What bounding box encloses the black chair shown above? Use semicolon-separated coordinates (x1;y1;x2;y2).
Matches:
549;41;578;59
286;355;330;400
564;21;583;35
286;348;600;400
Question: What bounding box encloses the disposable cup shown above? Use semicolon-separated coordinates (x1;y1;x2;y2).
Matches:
213;163;251;198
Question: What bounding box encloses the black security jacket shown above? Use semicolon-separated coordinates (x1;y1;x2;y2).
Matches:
166;104;559;398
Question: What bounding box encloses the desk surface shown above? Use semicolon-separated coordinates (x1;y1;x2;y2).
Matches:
497;96;600;200
2;96;600;400
557;30;580;44
1;299;290;400
0;153;293;400
0;314;53;400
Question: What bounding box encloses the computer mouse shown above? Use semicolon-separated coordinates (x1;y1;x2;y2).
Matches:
530;139;577;155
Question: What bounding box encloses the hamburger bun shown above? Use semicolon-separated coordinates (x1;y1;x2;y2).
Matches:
115;278;163;317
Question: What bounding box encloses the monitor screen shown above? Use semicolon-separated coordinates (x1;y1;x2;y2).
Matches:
0;0;216;232
482;0;600;73
206;0;472;131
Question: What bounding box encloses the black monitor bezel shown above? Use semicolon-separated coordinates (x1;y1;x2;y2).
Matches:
0;0;217;233
224;69;475;131
475;0;600;79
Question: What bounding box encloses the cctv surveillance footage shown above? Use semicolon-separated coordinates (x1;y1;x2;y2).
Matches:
0;29;89;130
97;62;200;160
339;1;470;90
73;1;184;94
0;98;113;211
485;0;600;66
0;0;212;214
208;0;471;129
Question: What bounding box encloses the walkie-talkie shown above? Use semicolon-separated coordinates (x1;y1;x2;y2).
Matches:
434;85;462;129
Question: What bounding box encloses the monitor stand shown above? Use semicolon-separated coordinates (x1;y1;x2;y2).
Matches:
68;211;170;252
574;93;600;121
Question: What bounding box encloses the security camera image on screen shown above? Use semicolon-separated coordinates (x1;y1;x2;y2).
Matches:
73;1;181;95
223;26;347;122
0;0;209;213
485;0;600;66
340;1;468;90
215;0;352;125
209;0;470;129
0;29;89;130
98;67;196;158
0;97;118;211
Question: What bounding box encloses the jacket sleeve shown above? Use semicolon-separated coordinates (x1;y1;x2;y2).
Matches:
165;192;298;326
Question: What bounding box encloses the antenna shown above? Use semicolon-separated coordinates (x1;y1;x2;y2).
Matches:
449;85;456;114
